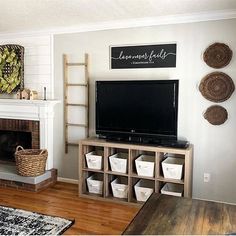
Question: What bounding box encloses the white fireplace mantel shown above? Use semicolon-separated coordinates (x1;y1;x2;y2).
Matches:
0;99;60;170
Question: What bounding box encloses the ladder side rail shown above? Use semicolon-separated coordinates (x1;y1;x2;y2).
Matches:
85;53;89;138
63;54;69;153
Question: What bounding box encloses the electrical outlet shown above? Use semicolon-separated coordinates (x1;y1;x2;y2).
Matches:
204;173;210;182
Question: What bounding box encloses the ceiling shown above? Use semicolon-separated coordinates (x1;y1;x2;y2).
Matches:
0;0;236;34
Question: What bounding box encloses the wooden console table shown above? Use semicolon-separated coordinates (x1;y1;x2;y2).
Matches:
123;193;236;235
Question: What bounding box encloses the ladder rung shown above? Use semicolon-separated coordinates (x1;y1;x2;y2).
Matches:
67;142;79;146
66;83;87;87
66;63;86;66
66;123;87;127
66;103;88;107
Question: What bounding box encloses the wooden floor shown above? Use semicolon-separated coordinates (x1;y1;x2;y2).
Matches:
0;182;139;235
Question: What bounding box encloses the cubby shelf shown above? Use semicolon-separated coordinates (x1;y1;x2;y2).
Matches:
106;171;129;177
78;138;193;205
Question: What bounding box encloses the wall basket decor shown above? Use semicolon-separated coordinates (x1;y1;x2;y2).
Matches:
199;72;235;103
203;43;232;69
0;44;24;94
204;105;228;125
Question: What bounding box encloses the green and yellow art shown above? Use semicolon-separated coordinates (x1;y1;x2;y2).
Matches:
0;45;24;94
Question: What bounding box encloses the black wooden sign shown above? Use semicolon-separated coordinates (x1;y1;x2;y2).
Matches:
110;43;176;69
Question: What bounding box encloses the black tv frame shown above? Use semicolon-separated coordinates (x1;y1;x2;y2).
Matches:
95;80;179;145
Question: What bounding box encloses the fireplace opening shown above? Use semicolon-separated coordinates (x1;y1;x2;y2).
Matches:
0;130;32;163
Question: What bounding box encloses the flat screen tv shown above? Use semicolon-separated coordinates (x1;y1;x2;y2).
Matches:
96;80;179;144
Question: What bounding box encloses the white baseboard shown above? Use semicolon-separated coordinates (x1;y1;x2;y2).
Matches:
57;177;78;184
194;197;236;206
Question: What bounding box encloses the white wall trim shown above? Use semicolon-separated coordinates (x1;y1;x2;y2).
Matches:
52;9;236;35
57;177;78;184
0;32;54;39
50;34;54;99
194;197;236;206
0;9;236;37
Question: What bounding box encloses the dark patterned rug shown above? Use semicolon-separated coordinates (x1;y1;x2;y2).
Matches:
0;205;74;235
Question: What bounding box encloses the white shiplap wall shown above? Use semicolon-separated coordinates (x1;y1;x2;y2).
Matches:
0;33;53;99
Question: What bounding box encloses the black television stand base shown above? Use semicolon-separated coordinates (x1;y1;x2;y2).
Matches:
102;136;189;149
159;140;189;149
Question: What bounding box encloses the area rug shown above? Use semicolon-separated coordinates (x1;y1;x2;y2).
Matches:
0;205;74;235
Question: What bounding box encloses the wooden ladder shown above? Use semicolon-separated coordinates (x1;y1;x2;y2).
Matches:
63;53;89;153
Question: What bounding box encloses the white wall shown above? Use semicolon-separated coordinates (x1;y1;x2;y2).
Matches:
53;18;236;203
0;34;54;99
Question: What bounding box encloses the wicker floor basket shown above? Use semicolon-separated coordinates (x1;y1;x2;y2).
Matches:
15;146;48;177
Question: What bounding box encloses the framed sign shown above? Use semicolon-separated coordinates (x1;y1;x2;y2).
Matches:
110;43;176;69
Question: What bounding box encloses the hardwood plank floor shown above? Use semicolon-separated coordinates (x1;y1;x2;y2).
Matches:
0;182;139;235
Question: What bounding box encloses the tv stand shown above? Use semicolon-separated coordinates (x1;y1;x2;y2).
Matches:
79;138;193;205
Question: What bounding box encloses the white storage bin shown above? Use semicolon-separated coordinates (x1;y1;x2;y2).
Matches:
134;179;154;202
86;174;103;195
109;153;128;173
161;183;183;197
162;157;184;180
111;177;128;199
85;151;103;170
135;155;155;177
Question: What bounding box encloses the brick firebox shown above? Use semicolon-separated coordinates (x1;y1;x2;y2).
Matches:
0;118;40;149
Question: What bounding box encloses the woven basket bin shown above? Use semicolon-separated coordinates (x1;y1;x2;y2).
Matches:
15;146;48;177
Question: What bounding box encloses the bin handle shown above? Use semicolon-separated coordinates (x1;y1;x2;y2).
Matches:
40;149;47;155
116;188;125;192
139;165;148;169
90;184;99;187
16;145;24;152
166;167;175;171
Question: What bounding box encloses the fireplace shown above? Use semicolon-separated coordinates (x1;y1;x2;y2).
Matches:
0;118;40;163
0;99;59;191
0;99;60;170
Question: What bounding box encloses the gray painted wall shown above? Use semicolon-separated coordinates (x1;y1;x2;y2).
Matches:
54;19;236;203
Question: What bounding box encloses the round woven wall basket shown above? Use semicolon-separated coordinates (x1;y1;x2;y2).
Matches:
204;105;228;125
15;146;48;177
203;43;232;69
199;72;235;102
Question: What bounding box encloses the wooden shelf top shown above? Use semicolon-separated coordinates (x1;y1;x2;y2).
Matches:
80;137;193;155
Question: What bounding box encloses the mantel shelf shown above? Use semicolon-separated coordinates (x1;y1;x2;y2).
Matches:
0;98;60;106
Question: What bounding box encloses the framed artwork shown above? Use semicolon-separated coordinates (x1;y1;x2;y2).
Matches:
0;44;24;93
110;43;176;69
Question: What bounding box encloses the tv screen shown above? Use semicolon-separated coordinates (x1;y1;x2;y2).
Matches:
96;80;179;143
